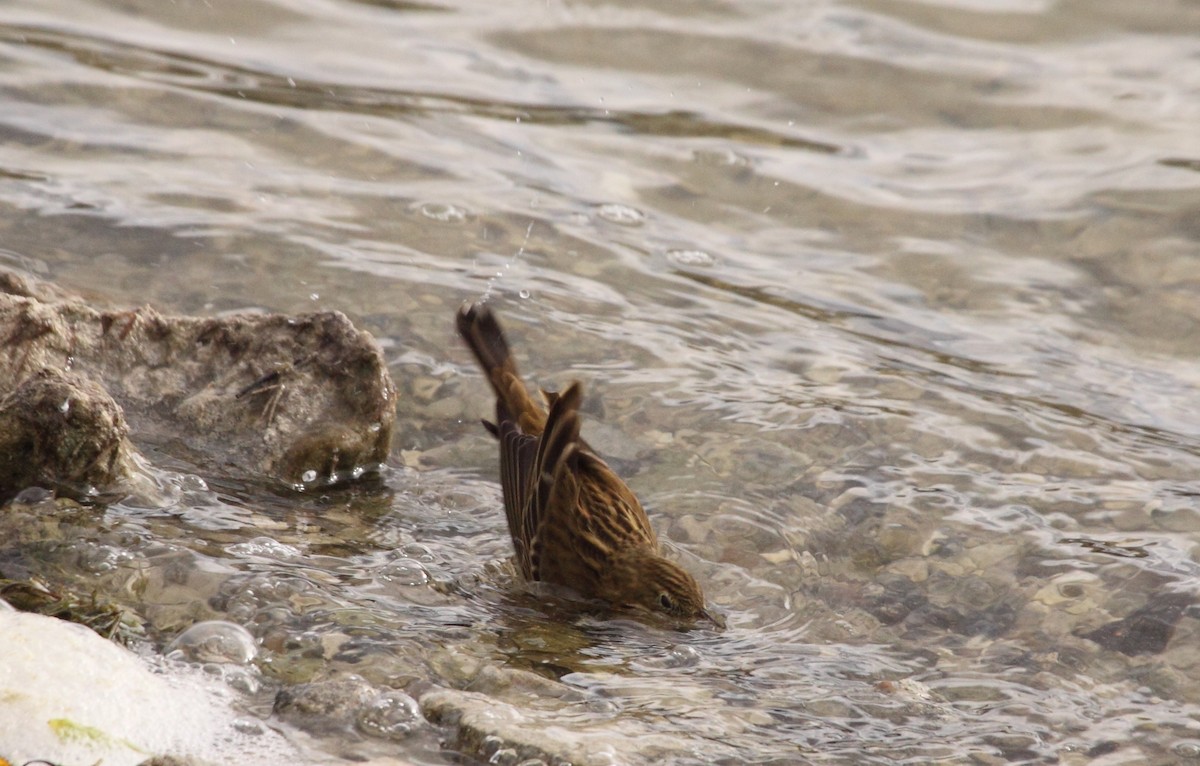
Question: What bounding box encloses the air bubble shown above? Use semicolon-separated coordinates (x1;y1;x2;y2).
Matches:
596;203;645;226
166;620;258;665
666;249;716;267
180;474;209;492
226;536;300;559
357;690;423;740
381;558;429;586
417;202;468;223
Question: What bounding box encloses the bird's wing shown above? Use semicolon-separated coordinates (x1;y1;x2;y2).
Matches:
527;382;584;581
575;449;658;545
528;382;659;582
533;381;583;520
496;414;540;578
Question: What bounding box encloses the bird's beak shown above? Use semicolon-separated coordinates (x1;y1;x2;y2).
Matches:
698;607;726;629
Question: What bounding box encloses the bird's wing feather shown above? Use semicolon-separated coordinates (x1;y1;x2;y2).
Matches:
529;382;659;581
496;416;539;578
533;382;583;520
576;452;657;546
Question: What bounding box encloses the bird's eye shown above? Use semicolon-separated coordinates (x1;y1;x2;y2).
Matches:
658;592;674;611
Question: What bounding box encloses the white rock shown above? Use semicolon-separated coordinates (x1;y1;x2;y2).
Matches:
0;610;295;766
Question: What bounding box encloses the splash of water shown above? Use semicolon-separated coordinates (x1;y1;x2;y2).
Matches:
478;220;535;304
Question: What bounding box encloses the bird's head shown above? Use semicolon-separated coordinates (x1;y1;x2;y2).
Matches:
602;548;720;626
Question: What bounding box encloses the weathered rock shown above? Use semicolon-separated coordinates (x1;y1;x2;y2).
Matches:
0;270;395;499
417;662;722;766
421;688;596;766
1078;591;1195;656
273;673;378;735
0;368;134;499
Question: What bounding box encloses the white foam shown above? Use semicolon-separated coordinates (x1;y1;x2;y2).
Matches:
0;610;297;765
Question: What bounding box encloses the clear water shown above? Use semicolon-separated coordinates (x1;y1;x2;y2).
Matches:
2;0;1199;763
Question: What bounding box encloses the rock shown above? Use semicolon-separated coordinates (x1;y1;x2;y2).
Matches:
0;270;395;499
421;688;613;766
273;673;378;736
418;659;739;766
0;369;134;500
1078;592;1194;656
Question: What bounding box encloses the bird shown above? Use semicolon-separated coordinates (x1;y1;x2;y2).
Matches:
456;302;713;623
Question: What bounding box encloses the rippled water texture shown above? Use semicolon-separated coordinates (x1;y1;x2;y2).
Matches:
2;0;1200;763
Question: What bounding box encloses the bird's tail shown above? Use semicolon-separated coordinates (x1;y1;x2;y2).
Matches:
456;302;546;434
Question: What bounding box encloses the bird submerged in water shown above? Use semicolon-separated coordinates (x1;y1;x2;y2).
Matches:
456;302;713;624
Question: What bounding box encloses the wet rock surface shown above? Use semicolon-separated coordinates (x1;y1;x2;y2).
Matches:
0;368;133;500
0;270;395;499
1078;591;1195;657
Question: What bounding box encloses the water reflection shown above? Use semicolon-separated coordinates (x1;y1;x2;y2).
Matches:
2;0;1200;762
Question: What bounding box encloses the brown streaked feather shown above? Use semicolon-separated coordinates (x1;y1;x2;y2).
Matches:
533;382;583;522
527;385;659;590
576;451;656;544
456;302;712;622
456;303;546;435
496;417;538;575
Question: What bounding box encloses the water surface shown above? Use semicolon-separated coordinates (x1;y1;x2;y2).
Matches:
2;0;1199;763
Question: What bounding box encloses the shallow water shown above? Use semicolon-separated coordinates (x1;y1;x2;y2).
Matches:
2;0;1200;763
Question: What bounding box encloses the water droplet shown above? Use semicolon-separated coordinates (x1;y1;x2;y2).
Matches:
232;716;267;734
417;202;468;223
666;249;716;267
309;292;319;301
58;398;70;414
693;148;751;168
301;469;318;483
596;203;645;226
518;289;531;299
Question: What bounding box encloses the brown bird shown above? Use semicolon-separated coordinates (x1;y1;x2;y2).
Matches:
456;302;712;623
